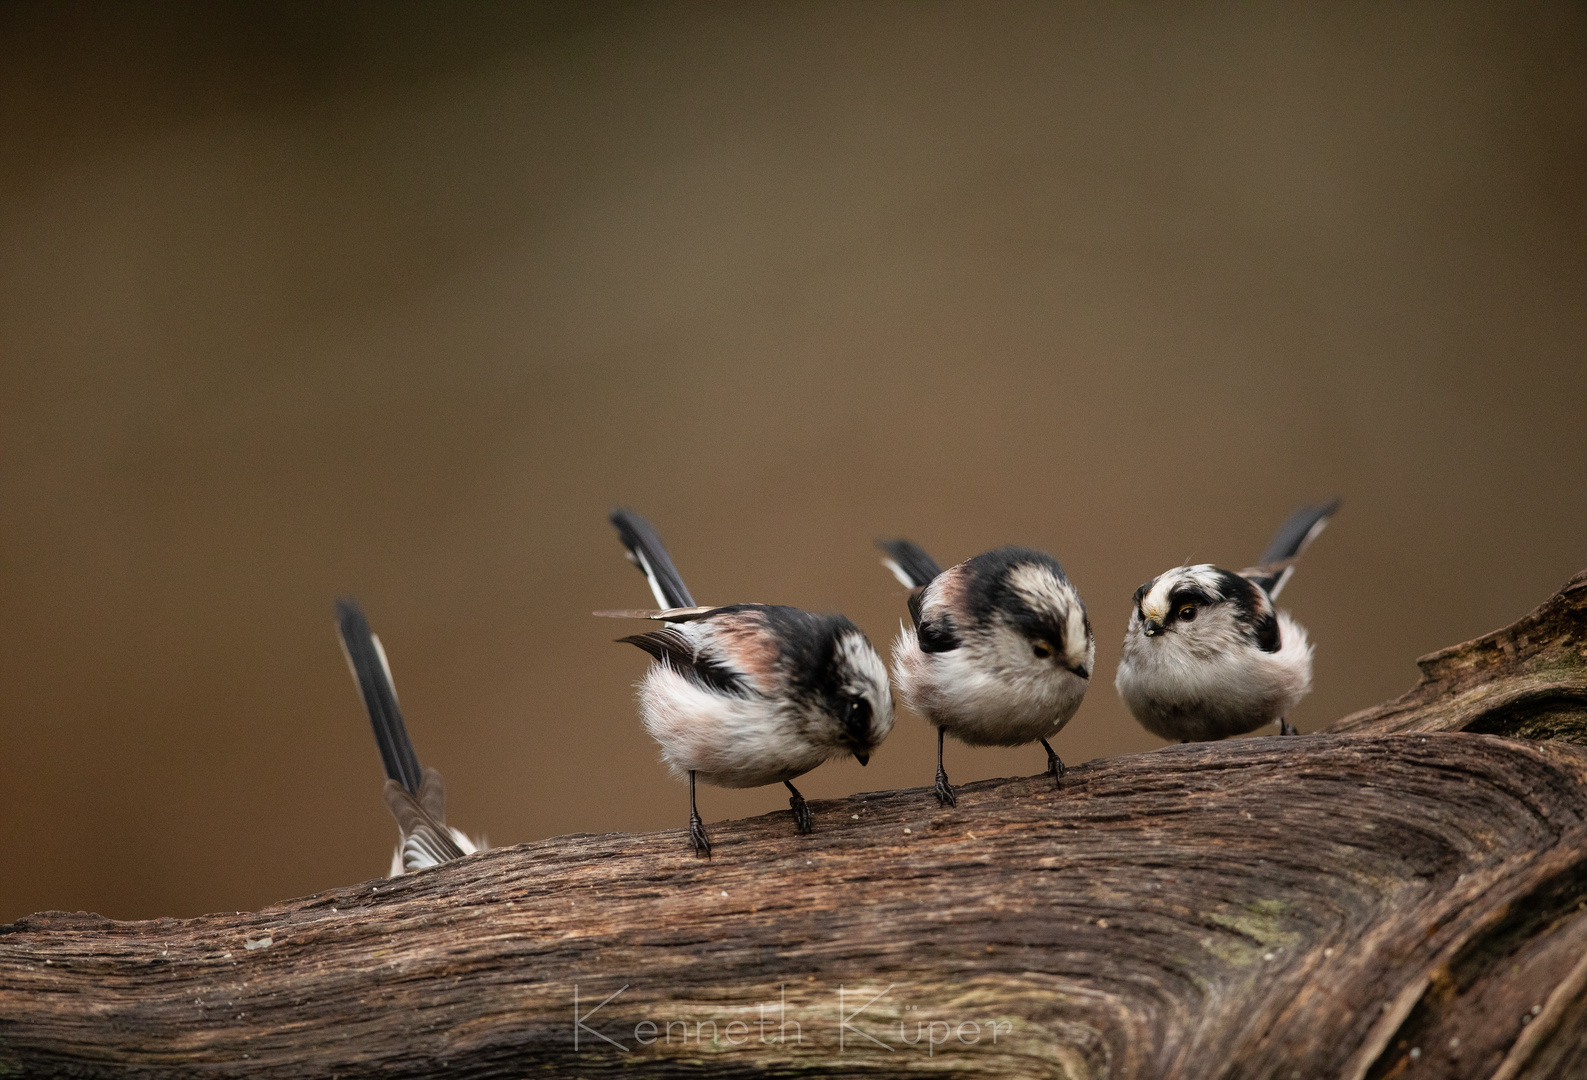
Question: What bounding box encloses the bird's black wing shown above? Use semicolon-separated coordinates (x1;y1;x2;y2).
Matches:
619;625;752;695
1247;499;1340;598
337;598;423;795
610;508;696;609
916;616;962;653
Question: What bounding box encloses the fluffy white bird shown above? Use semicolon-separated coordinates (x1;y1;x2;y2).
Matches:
1115;499;1340;742
601;509;894;857
878;540;1093;807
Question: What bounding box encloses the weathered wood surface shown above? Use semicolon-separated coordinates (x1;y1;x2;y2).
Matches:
2;572;1586;1079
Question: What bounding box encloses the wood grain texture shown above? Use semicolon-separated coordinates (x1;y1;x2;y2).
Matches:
4;572;1587;1079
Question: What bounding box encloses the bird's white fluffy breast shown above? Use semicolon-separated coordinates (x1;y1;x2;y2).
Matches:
1116;606;1313;741
634;662;836;787
891;623;1089;746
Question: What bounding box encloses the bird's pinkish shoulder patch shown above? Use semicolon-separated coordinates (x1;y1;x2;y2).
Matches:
703;611;781;685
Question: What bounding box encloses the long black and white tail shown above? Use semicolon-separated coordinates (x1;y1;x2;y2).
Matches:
336;598;423;795
337;599;472;873
876;539;943;590
610;509;696;609
1248;499;1341;598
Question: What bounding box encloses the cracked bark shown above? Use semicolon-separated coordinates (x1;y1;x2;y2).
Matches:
3;571;1586;1079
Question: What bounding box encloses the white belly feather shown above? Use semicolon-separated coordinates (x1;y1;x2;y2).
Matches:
1116;611;1314;741
892;626;1088;747
636;663;836;788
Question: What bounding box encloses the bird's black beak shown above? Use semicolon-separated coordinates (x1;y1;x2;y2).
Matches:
1069;664;1090;680
853;749;870;766
1142;618;1164;637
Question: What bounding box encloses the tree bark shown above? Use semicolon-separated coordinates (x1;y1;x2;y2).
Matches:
4;572;1587;1079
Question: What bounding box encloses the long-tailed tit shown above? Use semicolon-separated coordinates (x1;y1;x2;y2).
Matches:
1114;499;1341;742
335;599;483;875
598;509;894;857
877;539;1093;808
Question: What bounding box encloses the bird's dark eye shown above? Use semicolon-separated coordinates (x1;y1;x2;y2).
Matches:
1031;640;1054;660
845;697;872;731
1178;606;1196;621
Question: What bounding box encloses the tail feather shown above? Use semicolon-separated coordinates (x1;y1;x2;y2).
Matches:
610;508;696;609
416;764;449;826
383;778;467;871
1250;499;1341;598
336;598;423;795
876;539;943;590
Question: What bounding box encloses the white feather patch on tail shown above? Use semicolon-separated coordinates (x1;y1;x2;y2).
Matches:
370;633;398;703
881;557;917;590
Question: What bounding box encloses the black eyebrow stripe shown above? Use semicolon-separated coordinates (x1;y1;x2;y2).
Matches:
1167;584;1216;606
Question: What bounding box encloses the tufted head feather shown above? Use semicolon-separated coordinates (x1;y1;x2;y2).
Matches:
1132;564;1279;652
1138;565;1227;623
953;547;1093;678
828;625;896;758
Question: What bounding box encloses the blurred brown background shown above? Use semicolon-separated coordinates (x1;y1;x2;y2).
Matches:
2;2;1584;923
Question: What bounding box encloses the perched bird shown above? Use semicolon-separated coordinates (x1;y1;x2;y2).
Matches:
335;599;483;876
1114;499;1341;743
599;509;894;857
877;539;1094;808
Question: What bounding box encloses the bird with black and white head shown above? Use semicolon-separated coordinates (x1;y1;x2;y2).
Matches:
877;539;1094;808
599;509;894;857
335;599;484;876
1115;499;1341;743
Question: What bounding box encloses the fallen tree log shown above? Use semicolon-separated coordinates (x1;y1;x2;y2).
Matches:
2;571;1585;1079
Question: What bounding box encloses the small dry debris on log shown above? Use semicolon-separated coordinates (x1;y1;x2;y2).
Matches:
2;571;1586;1079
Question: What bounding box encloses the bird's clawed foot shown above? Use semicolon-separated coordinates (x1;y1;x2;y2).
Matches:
934;766;957;808
786;781;814;835
687;771;712;858
688;809;713;858
1040;737;1065;787
1279;718;1299;736
934;726;958;807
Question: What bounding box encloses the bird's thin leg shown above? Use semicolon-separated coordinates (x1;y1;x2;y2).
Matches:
1278;718;1299;736
934;727;957;808
785;780;814;836
1040;737;1065;786
688;771;712;858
